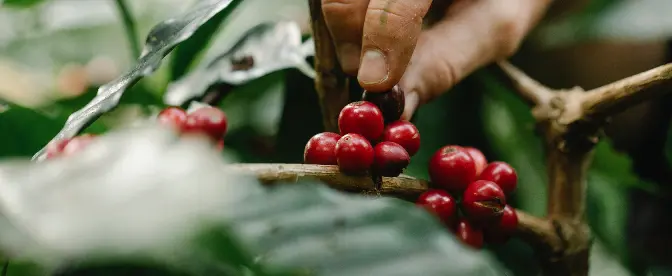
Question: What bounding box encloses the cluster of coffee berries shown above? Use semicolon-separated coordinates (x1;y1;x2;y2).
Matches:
156;105;227;150
45;105;228;160
416;146;519;249
45;133;97;159
304;86;420;176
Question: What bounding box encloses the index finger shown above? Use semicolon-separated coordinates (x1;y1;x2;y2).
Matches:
357;0;433;92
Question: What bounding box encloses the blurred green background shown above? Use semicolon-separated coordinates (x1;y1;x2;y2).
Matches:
1;0;672;275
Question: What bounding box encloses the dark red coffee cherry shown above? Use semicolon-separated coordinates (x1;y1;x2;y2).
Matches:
157;107;187;130
463;147;488;177
62;134;97;157
361;85;405;123
372;141;410;177
462;180;506;222
478;161;518;194
182;106;228;141
382;120;420;156
304;132;341;165
484;205;519;244
335;133;374;175
416;189;458;226
456;218;484;249
338;101;385;142
428;145;477;191
45;138;72;159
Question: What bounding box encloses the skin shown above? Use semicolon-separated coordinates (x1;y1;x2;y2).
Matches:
321;0;554;119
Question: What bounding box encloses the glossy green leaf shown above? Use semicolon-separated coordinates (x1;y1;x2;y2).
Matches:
168;0;244;80
0;126;507;276
31;0;242;161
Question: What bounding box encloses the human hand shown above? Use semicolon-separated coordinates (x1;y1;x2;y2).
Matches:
321;0;553;119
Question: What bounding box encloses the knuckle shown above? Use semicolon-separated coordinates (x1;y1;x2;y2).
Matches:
493;8;526;57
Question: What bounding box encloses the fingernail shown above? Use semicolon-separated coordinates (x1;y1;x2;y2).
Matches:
402;91;419;120
358;49;388;84
338;43;360;73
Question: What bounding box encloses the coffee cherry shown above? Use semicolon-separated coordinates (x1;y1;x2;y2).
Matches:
361;85;405;123
478;161;518;194
335;133;374;174
456;218;484;249
157;107;187;130
182;106;228;141
428;145;477;191
462;180;506;222
338;101;385;141
382;121;420;156
484;205;518;244
463;147;487;176
304;132;341;165
416;189;458;226
372;141;410;176
45;138;72;159
62;134;96;157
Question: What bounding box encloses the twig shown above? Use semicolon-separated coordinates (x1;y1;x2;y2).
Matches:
580;63;672;122
308;0;350;132
225;163;428;198
494;61;555;107
223;163;558;244
113;0;141;59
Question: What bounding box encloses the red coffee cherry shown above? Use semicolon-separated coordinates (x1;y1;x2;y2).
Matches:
416;189;458;226
62;134;97;157
484;205;519;244
304;132;341;165
45;138;72;159
462;180;506;222
182;106;228;141
335;133;374;175
478;161;518;194
372;141;410;177
463;147;488;177
456;218;484;249
157;107;187;130
428;145;477;191
382;120;420;156
361;85;405;123
338;101;385;141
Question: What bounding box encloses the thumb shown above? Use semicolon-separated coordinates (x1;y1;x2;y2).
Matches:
399;0;551;120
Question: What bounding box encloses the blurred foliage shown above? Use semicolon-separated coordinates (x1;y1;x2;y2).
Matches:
1;0;671;275
0;127;506;276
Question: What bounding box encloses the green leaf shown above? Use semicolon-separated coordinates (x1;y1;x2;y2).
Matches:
532;0;672;47
164;21;314;106
2;0;45;8
0;104;106;158
168;0;244;80
476;70;548;215
0;126;507;276
31;0;241;161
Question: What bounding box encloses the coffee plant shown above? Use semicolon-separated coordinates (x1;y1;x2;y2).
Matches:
1;0;672;275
